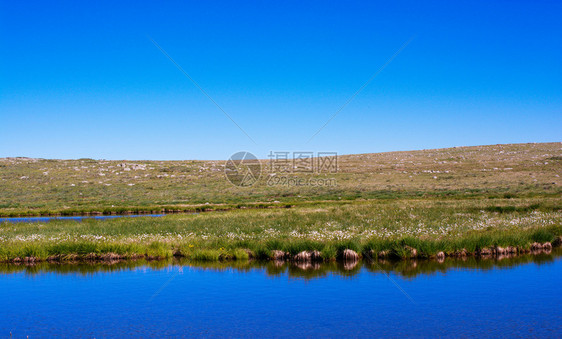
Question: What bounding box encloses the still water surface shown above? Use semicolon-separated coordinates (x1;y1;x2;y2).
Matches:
0;214;166;223
1;253;561;337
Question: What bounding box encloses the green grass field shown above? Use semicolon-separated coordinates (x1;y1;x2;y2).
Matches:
0;142;561;262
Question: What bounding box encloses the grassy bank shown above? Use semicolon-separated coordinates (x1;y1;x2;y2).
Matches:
1;198;560;262
1;143;560;262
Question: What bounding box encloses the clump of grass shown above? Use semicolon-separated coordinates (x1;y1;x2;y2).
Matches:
191;249;221;261
321;245;337;260
20;244;48;259
251;245;271;260
232;248;250;260
145;242;172;259
265;239;284;251
530;229;554;243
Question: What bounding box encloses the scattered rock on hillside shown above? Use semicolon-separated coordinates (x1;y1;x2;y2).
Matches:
479;248;493;256
342;249;359;261
272;250;287;260
293;250;323;262
495;246;506;255
531;242;543;250
293;251;311;262
310;250;322;261
506;246;517;254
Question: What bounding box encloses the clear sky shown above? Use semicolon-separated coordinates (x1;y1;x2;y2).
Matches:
1;1;561;160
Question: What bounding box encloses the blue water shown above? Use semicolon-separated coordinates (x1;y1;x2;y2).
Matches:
0;214;166;223
1;255;561;337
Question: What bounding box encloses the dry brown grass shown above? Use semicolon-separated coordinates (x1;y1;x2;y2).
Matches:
0;142;560;215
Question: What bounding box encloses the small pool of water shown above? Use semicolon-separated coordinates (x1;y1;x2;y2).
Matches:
0;214;166;223
1;252;561;337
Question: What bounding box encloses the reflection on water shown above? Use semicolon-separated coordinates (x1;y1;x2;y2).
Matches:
1;250;561;337
2;248;561;279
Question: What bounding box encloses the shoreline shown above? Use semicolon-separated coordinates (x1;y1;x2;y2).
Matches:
3;238;560;265
3;249;561;283
0;202;295;218
2;193;561;219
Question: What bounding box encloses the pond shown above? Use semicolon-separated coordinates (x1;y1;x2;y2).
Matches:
1;252;561;337
0;214;166;223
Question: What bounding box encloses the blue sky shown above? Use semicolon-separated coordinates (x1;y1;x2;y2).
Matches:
1;1;561;160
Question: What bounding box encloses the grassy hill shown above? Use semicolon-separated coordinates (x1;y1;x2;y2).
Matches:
0;142;560;216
